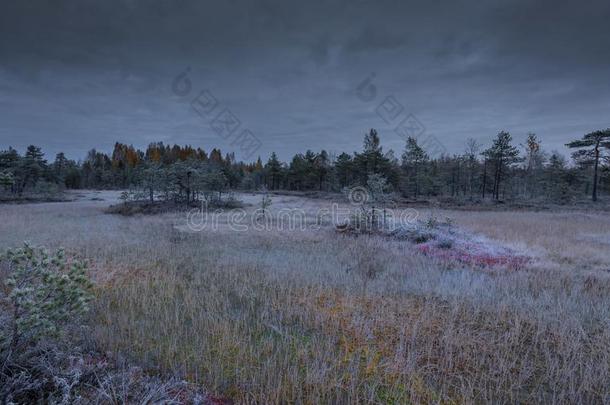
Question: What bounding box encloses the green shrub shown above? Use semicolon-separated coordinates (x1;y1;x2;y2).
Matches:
1;243;93;350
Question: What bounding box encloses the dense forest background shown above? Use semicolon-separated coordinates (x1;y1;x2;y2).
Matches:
1;129;609;204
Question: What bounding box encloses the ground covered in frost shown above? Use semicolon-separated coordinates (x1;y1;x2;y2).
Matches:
388;219;529;269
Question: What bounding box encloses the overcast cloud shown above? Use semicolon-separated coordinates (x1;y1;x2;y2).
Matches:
1;0;609;161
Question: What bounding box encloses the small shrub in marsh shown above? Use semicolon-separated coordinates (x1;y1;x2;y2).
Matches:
119;190;131;205
336;208;383;235
0;243;93;403
258;193;272;222
425;212;454;230
2;243;93;350
349;208;374;233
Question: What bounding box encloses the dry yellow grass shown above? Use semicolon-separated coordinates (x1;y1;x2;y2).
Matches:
447;209;610;270
1;191;609;403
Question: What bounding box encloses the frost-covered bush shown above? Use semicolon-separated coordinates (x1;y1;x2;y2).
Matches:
339;177;393;234
119;190;133;204
0;244;93;403
257;193;272;222
1;243;93;350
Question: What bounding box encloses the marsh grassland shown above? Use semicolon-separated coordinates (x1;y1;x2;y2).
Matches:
1;191;609;403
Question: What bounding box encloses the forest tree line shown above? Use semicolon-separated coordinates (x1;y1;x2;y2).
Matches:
1;128;609;204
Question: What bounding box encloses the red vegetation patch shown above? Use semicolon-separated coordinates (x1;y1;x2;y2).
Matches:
417;244;529;270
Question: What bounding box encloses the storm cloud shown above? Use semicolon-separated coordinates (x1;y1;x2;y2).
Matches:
1;0;609;161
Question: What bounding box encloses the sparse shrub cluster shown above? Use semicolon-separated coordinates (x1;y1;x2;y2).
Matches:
107;160;247;215
127;160;232;207
337;174;395;234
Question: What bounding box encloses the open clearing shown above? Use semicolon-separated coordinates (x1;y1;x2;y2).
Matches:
1;192;609;403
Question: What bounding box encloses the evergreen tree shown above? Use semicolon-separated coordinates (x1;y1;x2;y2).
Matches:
265;152;282;190
482;131;521;200
543;152;576;203
22;145;47;189
401;137;429;198
314;150;330;191
0;147;20;170
353;129;393;185
136;162;165;203
335;153;353;188
566;129;610;201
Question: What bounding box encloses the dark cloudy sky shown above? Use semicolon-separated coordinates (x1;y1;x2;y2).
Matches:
1;0;609;162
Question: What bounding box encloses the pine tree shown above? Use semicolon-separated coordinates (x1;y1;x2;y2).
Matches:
314;150;329;191
265;152;282;190
482;131;521;200
544;152;575;203
401;137;429;198
353;129;393;185
335;153;353;188
566;129;610;201
136;162;165;203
